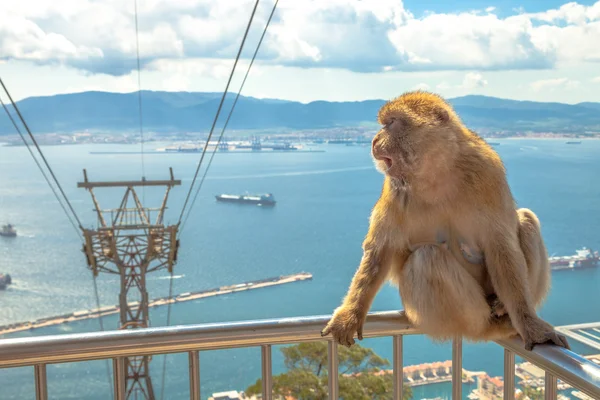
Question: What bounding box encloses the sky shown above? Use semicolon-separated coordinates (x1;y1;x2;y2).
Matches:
0;0;599;104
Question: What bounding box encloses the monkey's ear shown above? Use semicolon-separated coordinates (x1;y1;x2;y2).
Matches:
434;108;450;124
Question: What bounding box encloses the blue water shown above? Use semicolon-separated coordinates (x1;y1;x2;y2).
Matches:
0;139;599;399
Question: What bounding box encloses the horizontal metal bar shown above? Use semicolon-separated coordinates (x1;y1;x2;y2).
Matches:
77;179;181;188
556;328;600;351
0;310;598;400
0;311;414;368
497;336;600;400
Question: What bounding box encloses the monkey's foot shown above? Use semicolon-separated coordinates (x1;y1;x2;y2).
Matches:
521;317;571;351
486;294;507;317
321;306;365;347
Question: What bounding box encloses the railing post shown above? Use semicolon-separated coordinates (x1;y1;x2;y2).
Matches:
113;357;126;400
188;351;200;400
328;341;339;400
261;345;272;400
504;349;515;400
393;335;404;400
545;372;557;400
452;337;462;400
34;364;48;400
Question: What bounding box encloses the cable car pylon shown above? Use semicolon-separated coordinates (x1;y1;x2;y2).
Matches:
78;168;180;399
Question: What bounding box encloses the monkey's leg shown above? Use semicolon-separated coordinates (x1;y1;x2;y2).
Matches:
484;214;570;351
398;245;491;341
487;209;552;317
321;243;400;346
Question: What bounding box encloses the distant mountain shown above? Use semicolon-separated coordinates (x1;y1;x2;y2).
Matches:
576;102;600;111
1;91;599;135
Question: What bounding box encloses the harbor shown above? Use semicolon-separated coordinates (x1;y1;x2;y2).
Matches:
90;139;325;155
352;360;484;387
0;272;312;336
89;149;326;155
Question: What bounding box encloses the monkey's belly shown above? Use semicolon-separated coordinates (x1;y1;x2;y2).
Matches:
398;244;492;340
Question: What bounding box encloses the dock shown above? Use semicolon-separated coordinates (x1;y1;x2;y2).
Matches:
342;360;481;386
0;272;312;336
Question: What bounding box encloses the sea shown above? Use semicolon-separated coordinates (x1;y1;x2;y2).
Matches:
0;139;599;400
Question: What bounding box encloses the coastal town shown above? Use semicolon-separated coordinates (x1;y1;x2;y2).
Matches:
205;354;600;400
1;126;598;148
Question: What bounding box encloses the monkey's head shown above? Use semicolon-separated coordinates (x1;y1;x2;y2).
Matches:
371;91;463;192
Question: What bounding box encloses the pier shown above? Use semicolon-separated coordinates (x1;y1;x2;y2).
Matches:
0;272;312;336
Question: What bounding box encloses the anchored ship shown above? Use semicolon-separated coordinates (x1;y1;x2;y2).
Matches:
0;273;12;290
549;247;599;270
215;193;276;206
0;224;16;237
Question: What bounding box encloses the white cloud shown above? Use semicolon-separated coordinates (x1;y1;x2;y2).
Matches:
412;83;431;91
430;73;488;91
592;76;600;83
524;2;600;63
0;0;600;77
530;78;581;92
461;72;488;89
0;14;102;63
525;2;600;25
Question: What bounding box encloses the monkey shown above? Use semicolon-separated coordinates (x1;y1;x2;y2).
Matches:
321;91;570;351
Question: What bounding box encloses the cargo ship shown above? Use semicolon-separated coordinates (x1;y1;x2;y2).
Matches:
0;224;16;237
0;273;12;290
215;193;276;206
549;247;599;270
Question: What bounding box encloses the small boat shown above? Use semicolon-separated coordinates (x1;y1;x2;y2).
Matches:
0;273;12;290
215;193;276;206
0;224;16;237
566;141;582;144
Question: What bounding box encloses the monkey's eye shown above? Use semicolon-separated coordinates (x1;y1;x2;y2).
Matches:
385;119;396;129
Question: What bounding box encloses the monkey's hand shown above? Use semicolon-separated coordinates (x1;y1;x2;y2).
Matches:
520;315;571;351
321;305;365;347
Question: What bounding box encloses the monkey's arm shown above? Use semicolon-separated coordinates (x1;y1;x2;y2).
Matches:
321;236;396;347
484;220;569;350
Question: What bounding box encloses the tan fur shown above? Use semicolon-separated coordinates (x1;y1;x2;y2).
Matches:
322;91;569;350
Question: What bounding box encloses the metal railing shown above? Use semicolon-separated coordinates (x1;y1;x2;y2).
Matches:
0;311;599;400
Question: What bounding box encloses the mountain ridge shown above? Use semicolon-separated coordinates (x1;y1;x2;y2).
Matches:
1;91;599;134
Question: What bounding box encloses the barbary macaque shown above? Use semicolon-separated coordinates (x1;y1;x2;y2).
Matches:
321;91;569;351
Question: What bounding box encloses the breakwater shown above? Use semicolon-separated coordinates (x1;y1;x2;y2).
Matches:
0;272;313;336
